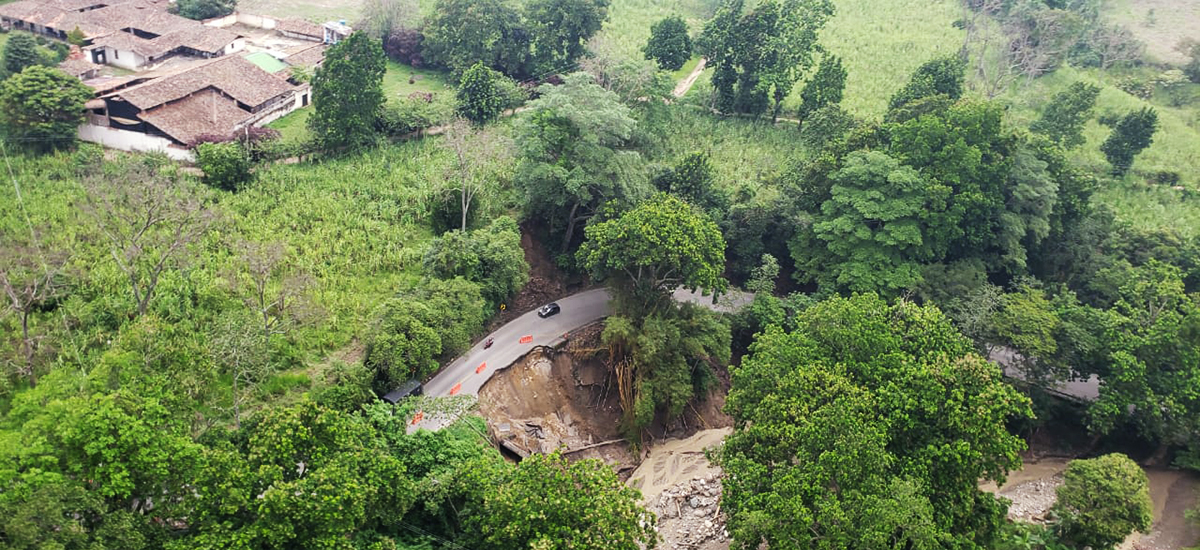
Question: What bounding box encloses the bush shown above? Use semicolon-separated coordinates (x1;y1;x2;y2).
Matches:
423;216;529;307
1052;453;1152;550
456;62;504;124
377;94;454;137
195;141;252;191
384;26;424;66
312;360;376;410
363;277;487;389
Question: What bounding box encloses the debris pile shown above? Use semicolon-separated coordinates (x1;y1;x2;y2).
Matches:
1001;475;1064;522
648;475;730;550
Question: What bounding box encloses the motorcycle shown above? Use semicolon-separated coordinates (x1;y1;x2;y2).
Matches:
483;337;494;349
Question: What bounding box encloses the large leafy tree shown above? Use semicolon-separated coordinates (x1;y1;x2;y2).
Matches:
309;32;387;150
1052;454;1152;550
0;66;92;151
1085;260;1200;457
1030;81;1101;148
720;294;1033;550
793;150;946;295
515;72;640;254
470;452;655;549
797;54;846;120
455;62;505;124
578;193;727;308
1100;107;1158;176
181;400;416;550
525;0;609;75
422;0;531;77
578;193;730;432
643;15;693;71
698;0;834;119
2;33;42;76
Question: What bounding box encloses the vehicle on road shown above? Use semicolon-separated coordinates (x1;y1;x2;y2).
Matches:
381;379;423;404
537;302;561;318
484;337;494;349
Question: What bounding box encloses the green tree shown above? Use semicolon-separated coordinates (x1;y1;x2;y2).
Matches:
455;62;505;124
423;216;530;306
651;151;728;213
1031;81;1101;148
471;452;656;549
1086;260;1200;458
0;66;92;151
2;33;42;76
195;141;252;191
66;26;87;47
797;54;846;120
1052;454;1152;550
423;0;530;76
643;15;692;71
794;150;946;294
182;400;416;550
525;0;609;75
721;295;1033;549
698;0;834;119
515;72;640;254
578;193;727;309
175;0;236;19
1100;107;1158;175
888;55;967;111
309;32;387;150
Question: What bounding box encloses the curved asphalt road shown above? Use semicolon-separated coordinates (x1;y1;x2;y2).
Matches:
408;287;749;431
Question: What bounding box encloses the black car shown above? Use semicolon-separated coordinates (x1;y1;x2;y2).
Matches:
537;302;561;318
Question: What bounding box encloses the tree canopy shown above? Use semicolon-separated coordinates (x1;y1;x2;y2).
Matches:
309;32;387;150
643;15;693;71
1052;454;1152;550
0;66;92;151
720;294;1033;549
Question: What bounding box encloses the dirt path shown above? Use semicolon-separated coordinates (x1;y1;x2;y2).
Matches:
673;58;708;99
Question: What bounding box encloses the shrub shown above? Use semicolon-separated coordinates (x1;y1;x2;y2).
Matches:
377;94;454;137
456;62;504;124
1052;454;1152;550
384;26;424;66
195;141;252;191
423;216;529;307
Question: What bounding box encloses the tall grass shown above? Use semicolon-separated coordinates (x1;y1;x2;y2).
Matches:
818;0;965;117
596;0;715;60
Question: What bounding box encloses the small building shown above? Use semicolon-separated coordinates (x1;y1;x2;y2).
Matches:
85;54;304;148
322;20;350;45
275;17;322;42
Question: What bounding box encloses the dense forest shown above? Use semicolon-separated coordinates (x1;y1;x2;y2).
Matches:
1;0;1199;548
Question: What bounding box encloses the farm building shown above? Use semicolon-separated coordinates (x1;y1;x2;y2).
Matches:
85;54;306;147
275;18;323;42
0;0;244;70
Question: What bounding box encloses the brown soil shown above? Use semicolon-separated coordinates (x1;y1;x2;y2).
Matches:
477;324;732;474
485;223;576;331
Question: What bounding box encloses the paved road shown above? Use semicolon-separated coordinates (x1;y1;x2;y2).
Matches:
407;287;749;431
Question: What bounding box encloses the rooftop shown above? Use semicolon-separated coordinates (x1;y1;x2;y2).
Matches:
111;54;295;109
244;50;287;73
275;17;322;38
139;88;253;145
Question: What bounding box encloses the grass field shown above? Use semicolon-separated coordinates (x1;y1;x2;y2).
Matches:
270;60;452;145
817;0;964;117
596;0;714;61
